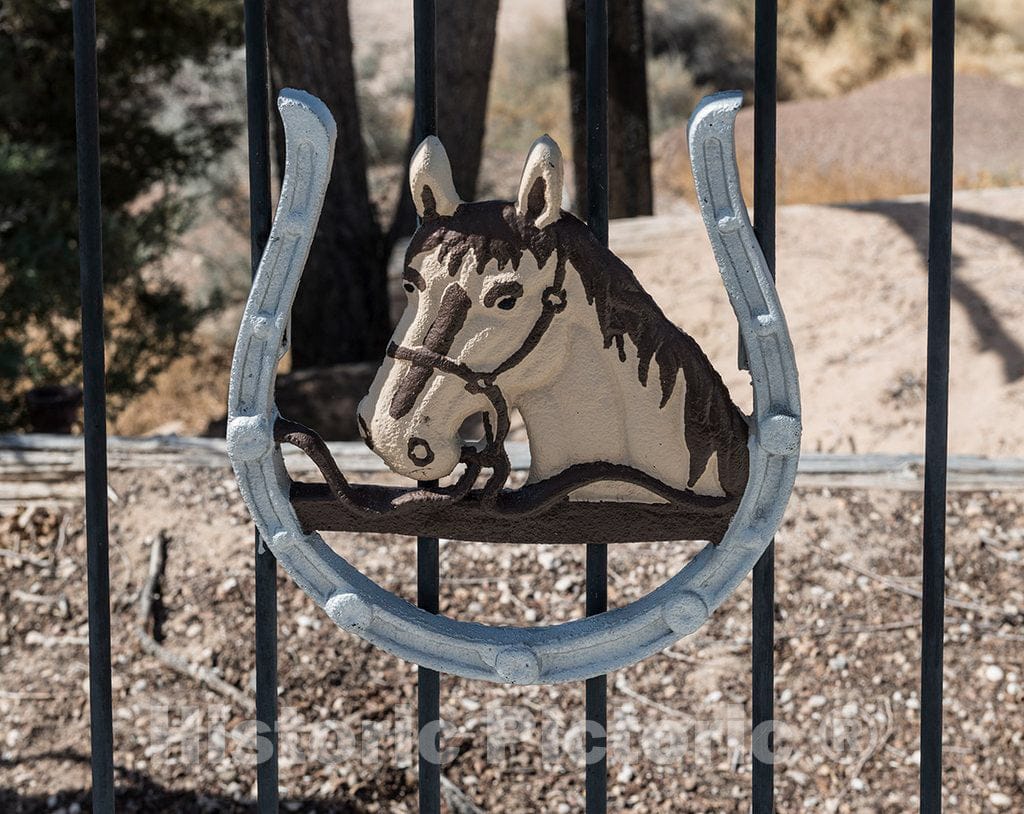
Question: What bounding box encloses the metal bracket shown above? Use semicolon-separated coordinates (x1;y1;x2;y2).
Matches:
226;89;800;684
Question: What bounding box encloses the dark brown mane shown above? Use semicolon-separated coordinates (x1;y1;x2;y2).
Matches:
405;200;750;497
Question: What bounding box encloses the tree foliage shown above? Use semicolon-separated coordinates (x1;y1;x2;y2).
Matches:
0;0;241;429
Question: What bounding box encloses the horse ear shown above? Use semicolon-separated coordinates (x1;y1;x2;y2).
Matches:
516;135;563;229
410;136;462;219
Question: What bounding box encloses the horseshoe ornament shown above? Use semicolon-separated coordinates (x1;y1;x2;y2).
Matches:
227;89;800;684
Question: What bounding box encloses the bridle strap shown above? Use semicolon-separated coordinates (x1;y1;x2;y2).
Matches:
388;341;512;497
385;255;568;497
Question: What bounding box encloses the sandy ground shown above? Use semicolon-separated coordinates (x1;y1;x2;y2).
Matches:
610;185;1024;458
656;75;1024;205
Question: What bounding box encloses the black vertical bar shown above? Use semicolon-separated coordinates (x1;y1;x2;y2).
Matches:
585;0;609;247
414;0;437;140
72;1;115;810
584;2;608;813
751;0;777;812
921;1;955;810
413;3;440;813
244;1;278;811
416;532;441;814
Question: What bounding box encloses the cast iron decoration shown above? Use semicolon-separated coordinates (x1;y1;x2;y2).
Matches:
227;89;800;684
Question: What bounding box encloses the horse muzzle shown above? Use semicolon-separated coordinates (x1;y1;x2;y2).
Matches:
356;395;464;481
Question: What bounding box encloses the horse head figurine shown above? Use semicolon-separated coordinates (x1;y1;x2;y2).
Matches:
357;134;750;505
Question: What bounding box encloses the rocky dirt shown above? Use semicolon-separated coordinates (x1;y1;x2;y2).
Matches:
1;466;1022;812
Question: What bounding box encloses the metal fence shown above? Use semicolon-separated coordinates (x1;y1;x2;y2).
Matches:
70;0;957;811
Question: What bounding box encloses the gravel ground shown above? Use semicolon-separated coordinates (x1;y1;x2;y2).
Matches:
2;467;1022;812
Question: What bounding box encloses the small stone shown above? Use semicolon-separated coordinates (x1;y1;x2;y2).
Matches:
616;764;634;784
985;665;1005;683
537;550;558;570
808;695;827;709
828;655;847;671
989;792;1013;809
216;577;239;599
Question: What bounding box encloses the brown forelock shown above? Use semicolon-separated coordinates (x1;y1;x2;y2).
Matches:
404;200;557;279
389;281;472;419
403;199;750;497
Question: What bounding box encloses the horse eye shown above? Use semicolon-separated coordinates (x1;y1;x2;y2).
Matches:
497;296;517;311
403;282;416;294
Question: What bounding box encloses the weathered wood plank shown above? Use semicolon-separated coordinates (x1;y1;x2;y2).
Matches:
2;434;1023;508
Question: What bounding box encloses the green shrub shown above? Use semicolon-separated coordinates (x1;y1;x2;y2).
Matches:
0;0;240;430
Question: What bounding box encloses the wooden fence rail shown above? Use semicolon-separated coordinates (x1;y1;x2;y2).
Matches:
4;434;1022;508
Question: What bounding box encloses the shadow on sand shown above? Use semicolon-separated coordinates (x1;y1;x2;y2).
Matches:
845;199;1024;384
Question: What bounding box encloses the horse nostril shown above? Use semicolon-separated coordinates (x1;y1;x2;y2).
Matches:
357;414;373;450
407;437;435;466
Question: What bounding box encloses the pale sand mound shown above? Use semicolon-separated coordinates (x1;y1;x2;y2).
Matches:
610;185;1024;457
655;74;1024;205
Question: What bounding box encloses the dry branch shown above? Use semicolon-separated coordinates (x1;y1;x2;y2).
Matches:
136;532;251;709
838;560;1014;620
0;547;51;568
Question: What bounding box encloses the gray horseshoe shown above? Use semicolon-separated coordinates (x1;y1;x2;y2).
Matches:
226;89;800;684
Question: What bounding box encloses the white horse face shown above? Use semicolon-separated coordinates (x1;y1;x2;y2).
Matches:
357;136;566;481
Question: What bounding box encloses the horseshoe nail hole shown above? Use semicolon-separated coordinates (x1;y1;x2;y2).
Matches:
754;313;777;334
